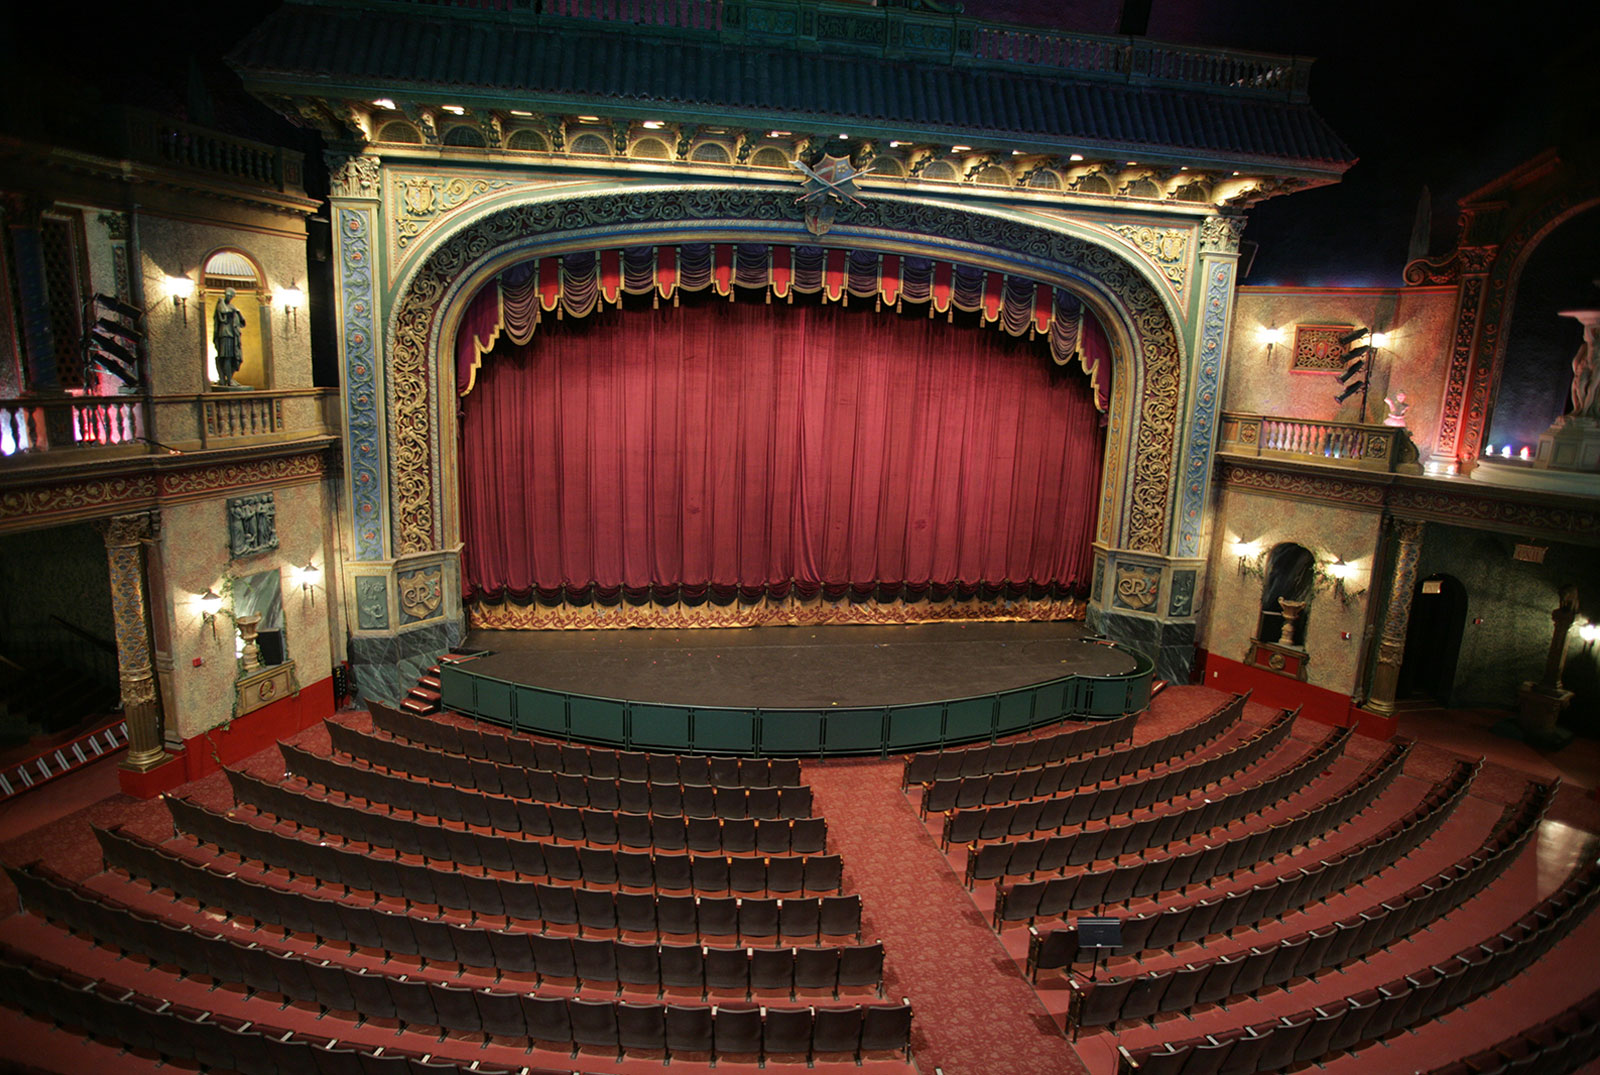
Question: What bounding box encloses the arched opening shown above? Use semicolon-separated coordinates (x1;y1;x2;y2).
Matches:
1397;573;1468;704
202;248;267;388
443;125;486;148
448;245;1117;628
1257;542;1314;646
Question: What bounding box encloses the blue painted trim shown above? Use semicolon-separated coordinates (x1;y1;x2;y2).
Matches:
338;206;385;561
1177;259;1233;557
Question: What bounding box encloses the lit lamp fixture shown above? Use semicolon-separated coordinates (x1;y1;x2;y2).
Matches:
199;587;223;640
1370;331;1391;348
1257;326;1286;357
276;286;305;333
1231;539;1262;576
1579;620;1599;654
1324;557;1361;603
166;275;195;325
294;560;321;607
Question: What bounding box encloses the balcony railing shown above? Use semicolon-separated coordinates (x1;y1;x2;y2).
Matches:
120;110;305;194
355;0;1312;101
1;395;145;457
1;388;335;463
1218;412;1410;472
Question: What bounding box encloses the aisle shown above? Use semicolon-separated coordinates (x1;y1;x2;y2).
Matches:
805;757;1090;1075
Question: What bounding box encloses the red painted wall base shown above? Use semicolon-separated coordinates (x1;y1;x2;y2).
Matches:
118;675;335;799
1200;653;1397;741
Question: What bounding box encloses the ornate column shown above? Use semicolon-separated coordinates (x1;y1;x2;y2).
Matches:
98;512;171;772
1365;516;1426;715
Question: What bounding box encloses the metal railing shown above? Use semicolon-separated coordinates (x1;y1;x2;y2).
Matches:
1219;412;1406;472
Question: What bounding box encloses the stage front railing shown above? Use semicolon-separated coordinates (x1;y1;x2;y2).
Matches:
439;639;1155;757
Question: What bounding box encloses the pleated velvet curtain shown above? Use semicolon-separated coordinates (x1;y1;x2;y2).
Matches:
460;294;1105;607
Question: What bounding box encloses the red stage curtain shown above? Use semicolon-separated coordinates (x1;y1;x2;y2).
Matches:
460;294;1105;606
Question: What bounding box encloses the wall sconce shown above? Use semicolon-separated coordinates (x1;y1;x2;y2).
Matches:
166;275;195;325
198;587;223;640
293;560;320;607
1580;620;1599;654
1231;539;1262;577
1256;326;1285;358
1322;557;1366;605
276;286;305;334
1369;331;1391;348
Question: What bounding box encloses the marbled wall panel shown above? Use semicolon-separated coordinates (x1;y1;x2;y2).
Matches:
158;480;333;740
1413;523;1600;728
1227;287;1457;449
1200;484;1380;697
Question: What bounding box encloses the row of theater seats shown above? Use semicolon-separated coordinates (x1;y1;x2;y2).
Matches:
916;692;1248;819
1025;756;1479;978
0;943;558;1075
991;740;1415;929
324;724;817;818
12;860;883;1002
963;724;1346;886
167;796;863;937
9;863;915;1062
372;699;802;788
899;708;1141;787
230;768;841;895
1429;989;1600;1075
99;825;868;963
1114;857;1600;1075
279;743;826;853
1068;779;1549;1027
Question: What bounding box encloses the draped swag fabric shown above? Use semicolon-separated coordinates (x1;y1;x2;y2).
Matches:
456;244;1113;410
459;269;1108;625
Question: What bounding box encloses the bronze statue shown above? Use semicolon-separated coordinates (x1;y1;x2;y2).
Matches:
213;286;246;386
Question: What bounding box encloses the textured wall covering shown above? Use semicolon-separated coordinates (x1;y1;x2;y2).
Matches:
1200;484;1378;696
1412;523;1599;727
159;480;332;740
1226;286;1457;449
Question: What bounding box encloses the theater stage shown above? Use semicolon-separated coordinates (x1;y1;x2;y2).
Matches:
459;620;1134;710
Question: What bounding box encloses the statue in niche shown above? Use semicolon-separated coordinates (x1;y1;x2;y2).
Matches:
227;492;278;558
213;287;246;387
1569;316;1599;421
1382;390;1411;427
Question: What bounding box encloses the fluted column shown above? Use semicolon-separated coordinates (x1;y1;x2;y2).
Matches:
98;513;171;772
1365;517;1427;715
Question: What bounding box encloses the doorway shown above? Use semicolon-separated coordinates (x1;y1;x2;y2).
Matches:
1397;573;1468;704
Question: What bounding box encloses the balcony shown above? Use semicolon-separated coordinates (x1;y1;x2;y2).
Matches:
1217;413;1419;473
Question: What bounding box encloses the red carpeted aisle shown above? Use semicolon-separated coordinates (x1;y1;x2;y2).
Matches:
805;756;1090;1075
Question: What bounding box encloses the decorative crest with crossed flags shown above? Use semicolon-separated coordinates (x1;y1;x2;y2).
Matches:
791;153;864;235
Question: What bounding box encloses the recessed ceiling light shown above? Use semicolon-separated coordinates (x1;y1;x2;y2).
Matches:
578;115;601;122
509;109;533;117
838;133;849;139
442;105;466;115
370;98;396;110
1069;153;1085;161
1011;150;1024;156
642;121;664;129
888;140;906;148
1125;160;1138;165
951;145;971;152
769;130;791;138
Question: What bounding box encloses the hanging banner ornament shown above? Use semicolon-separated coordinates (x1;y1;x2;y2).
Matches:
792;154;865;236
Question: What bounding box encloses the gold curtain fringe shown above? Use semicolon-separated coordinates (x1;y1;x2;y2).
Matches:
468;593;1086;631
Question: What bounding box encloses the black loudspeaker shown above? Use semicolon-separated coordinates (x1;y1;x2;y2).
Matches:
1078;916;1122;950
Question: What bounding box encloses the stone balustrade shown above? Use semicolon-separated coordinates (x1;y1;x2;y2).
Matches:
1219;412;1408;472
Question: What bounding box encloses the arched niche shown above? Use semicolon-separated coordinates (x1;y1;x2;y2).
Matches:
202;247;268;389
371;187;1189;569
1257;542;1314;646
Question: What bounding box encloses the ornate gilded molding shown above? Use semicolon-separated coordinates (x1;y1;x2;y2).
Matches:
96;512;167;770
1198;214;1246;254
1387;486;1600;542
393;174;513;249
1;477;158;528
1106;224;1189;296
327;152;381;199
1177;260;1233;557
159;453;323;496
387;187;1184;559
470;593;1086;630
1432;274;1484;462
1219;462;1387;508
398;565;444;624
336;204;386;561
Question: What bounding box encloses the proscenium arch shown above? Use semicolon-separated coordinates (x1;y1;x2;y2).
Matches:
383;185;1188;566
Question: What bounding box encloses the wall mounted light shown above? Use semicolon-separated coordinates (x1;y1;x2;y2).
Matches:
1321;556;1367;606
199;587;223;640
276;286;305;333
1257;326;1285;358
1231;539;1262;577
1369;331;1392;348
1579;620;1599;654
293;560;321;607
166;275;195;325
